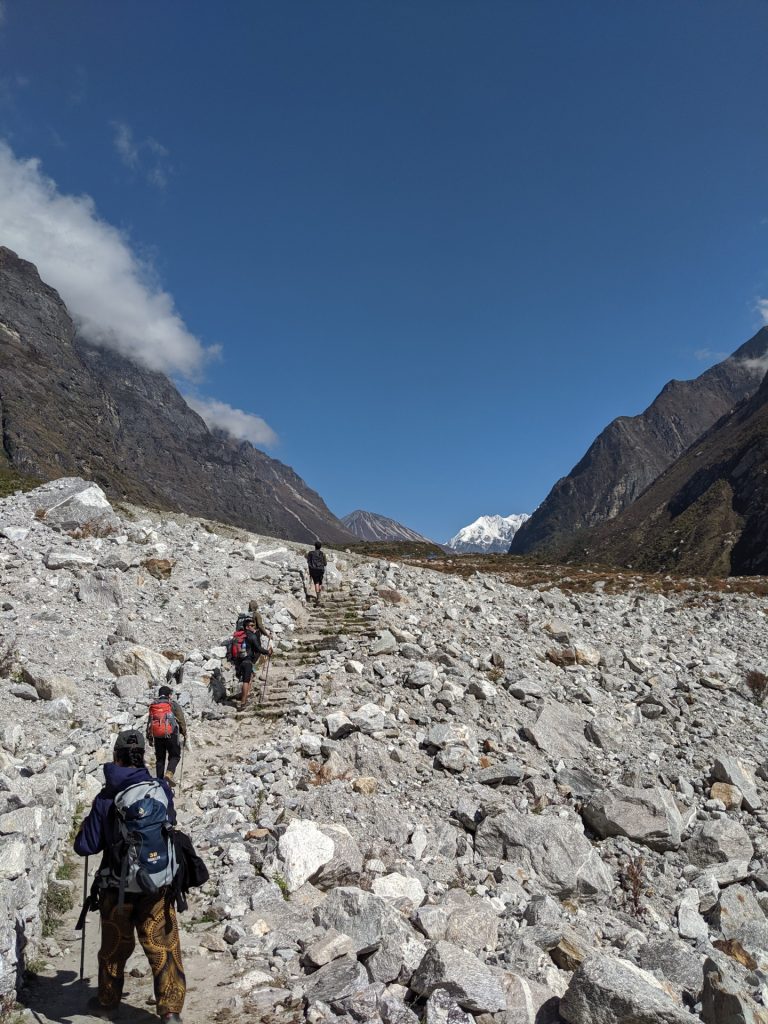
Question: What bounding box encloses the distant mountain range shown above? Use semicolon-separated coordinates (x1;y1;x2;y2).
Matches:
341;510;433;543
446;514;529;553
0;247;353;544
510;328;768;556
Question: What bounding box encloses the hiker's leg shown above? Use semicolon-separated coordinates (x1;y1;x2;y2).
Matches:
165;735;182;777
97;890;137;1009
155;739;167;780
240;660;253;706
135;893;186;1017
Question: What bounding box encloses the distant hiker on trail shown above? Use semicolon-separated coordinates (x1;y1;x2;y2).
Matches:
230;616;270;710
73;729;185;1024
146;685;188;787
306;540;327;602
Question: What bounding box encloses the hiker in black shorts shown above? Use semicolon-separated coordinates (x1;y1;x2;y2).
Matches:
306;541;327;603
237;617;266;709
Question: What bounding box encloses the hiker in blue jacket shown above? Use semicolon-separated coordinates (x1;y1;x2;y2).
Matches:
74;729;185;1023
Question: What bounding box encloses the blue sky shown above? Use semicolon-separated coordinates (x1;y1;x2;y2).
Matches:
1;1;767;541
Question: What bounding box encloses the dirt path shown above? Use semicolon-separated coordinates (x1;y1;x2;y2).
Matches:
18;583;370;1024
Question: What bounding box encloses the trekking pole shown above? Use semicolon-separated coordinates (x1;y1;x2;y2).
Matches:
260;652;272;703
179;746;184;791
79;855;88;982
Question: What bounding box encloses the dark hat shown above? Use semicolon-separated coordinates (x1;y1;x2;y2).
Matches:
114;729;145;752
158;685;173;697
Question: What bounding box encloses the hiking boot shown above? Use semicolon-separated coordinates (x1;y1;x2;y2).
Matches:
164;771;176;788
86;995;119;1019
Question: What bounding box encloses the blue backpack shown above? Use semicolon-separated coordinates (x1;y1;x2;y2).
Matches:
100;780;177;902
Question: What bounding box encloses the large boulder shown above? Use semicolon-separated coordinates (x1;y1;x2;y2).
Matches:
303;954;369;1006
277;820;335;892
410;941;507;1014
29;477;120;533
315;887;414;956
560;954;693;1024
474;809;612;898
582;786;683;851
312;824;364;891
104;643;172;681
685;818;754;869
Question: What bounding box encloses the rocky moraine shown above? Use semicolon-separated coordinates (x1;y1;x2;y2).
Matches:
1;477;768;1023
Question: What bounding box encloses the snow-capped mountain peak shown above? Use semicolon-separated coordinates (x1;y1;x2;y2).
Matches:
446;513;530;553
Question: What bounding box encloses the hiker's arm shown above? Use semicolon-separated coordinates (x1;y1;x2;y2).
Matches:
173;701;188;738
145;718;153;746
73;795;108;856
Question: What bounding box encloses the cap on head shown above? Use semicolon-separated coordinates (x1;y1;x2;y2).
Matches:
314;540;322;549
244;618;254;628
114;729;145;753
158;685;172;697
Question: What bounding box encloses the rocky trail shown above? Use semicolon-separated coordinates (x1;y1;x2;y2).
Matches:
4;477;768;1024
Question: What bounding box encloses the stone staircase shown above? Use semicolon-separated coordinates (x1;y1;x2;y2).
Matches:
253;587;375;718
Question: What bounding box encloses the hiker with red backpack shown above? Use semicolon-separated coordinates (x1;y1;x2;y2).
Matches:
228;615;271;710
146;685;188;787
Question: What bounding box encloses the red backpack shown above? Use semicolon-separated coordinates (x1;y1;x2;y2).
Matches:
149;700;177;739
227;630;248;661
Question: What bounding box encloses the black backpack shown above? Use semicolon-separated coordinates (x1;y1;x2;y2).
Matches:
308;550;326;571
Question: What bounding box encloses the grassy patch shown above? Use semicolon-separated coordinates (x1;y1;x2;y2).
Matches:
271;873;291;902
0;464;41;499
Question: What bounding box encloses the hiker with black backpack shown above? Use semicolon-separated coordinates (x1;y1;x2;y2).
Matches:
306;540;327;603
146;685;189;787
73;729;185;1023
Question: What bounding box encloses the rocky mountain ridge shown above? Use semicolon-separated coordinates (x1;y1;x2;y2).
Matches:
0;246;353;545
341;510;434;544
447;515;530;554
510;329;768;556
550;365;768;576
3;478;768;1023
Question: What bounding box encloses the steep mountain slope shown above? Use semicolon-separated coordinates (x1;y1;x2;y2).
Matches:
510;329;768;554
553;369;768;575
341;509;433;543
446;513;529;553
0;246;353;543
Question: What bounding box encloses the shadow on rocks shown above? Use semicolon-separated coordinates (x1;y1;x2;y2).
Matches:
20;968;158;1023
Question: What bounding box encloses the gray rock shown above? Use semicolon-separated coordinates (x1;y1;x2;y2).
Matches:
304;930;355;968
103;642;171;680
685;818;754;868
304;954;370;1006
444;900;499;953
326;712;356;739
424;987;474;1024
370;631;398;656
701;956;768;1024
30;477;120;533
636;936;705;999
474;809;612;898
523;701;590;760
711;756;762;813
582;786;683;851
44;549;97;570
313;824;364;891
410;941;507;1014
111;674;152;700
315;887;413;956
560;954;692;1023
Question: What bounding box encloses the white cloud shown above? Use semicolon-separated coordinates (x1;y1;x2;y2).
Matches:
113;121;139;167
758;298;768;324
185;395;279;448
111;121;171;189
0;139;212;377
